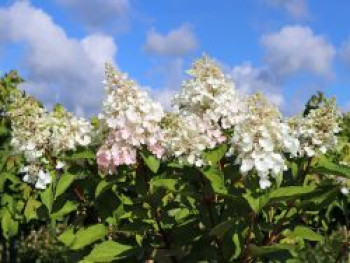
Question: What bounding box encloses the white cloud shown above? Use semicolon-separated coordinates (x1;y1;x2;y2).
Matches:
0;1;118;115
143;24;198;108
265;0;309;19
340;39;350;67
55;0;130;32
144;25;198;56
261;26;335;78
230;63;284;107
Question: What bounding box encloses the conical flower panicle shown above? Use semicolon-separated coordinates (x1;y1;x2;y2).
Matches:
173;55;246;130
231;93;300;189
289;99;341;157
97;64;165;173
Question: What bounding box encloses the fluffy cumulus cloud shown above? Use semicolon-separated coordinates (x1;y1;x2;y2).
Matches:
230;64;284;107
261;26;335;78
55;0;130;32
264;0;309;19
144;24;198;56
0;1;117;115
143;25;198;109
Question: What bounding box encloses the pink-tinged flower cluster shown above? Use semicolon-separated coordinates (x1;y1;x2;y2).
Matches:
97;63;165;173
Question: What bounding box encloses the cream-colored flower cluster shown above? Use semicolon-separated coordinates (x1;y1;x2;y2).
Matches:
160;112;226;167
9;95;92;189
97;64;165;173
95;56;341;190
288;100;340;158
230;93;300;189
173;55;246;129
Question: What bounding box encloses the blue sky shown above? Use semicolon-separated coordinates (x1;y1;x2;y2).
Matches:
0;0;350;115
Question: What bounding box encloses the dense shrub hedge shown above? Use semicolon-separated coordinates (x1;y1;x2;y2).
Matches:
0;56;349;262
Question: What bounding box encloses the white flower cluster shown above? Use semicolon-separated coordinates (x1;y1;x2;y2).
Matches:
97;63;165;173
95;56;342;190
230;93;300;189
336;161;349;195
288;100;340;157
49;110;92;154
9;95;92;189
173;55;246;129
336;176;349;195
161;112;226;167
20;165;51;190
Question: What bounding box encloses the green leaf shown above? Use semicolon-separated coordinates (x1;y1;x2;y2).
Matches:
312;160;350;179
40;185;54;213
70;224;107;250
0;125;8;136
232;233;241;260
1;209;18;239
249;244;295;258
269;185;316;201
210;219;235;239
150;178;177;193
84;240;133;262
243;192;269;214
293;226;323;242
58;228;76;246
24;198;41;221
5;173;21;184
140;150;160;173
55;173;75;198
95;180;115;199
203;144;228;164
50;201;78;219
70;149;95;160
201;166;227;194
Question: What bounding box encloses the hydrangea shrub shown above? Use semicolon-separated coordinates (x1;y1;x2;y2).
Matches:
0;56;349;262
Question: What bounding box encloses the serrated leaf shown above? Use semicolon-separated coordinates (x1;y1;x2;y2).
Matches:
243;193;269;214
95;180;114;199
203;144;228;164
293;226;323;241
312;160;350;179
70;224;107;250
201;166;227;194
24;198;41;221
1;209;18;239
84;240;133;262
55;173;75;198
40;185;54;213
50;201;78;219
140;150;160;173
150;178;177;193
5;173;21;184
58;228;76;246
269;185;316;201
